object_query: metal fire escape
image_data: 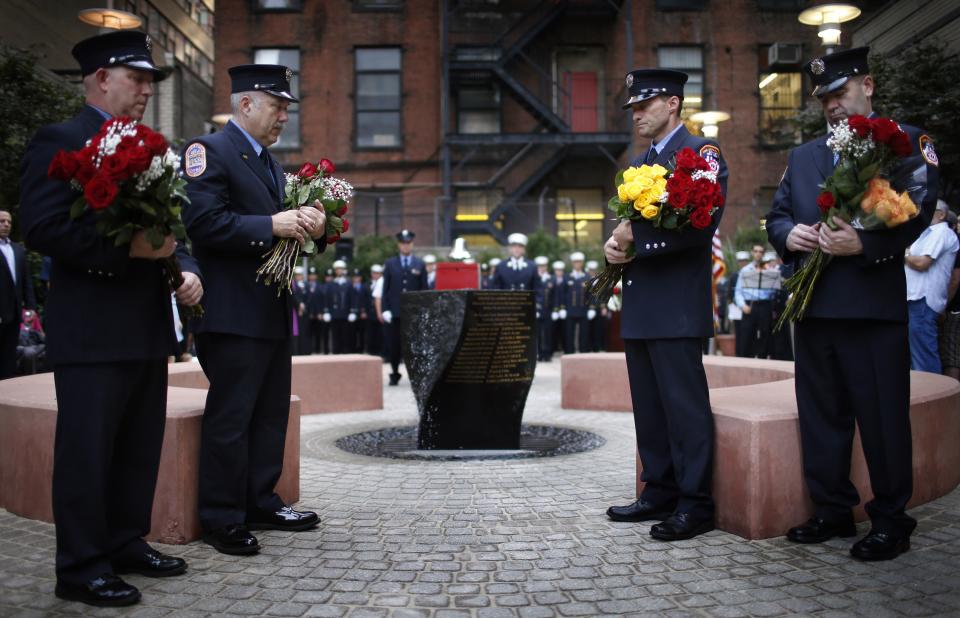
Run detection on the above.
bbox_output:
[440,0,633,244]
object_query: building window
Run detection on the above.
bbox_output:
[656,46,703,119]
[255,0,303,10]
[457,86,500,134]
[656,0,709,9]
[353,0,404,11]
[758,44,802,148]
[254,48,301,149]
[756,0,804,10]
[758,72,802,147]
[455,189,502,223]
[556,189,604,247]
[355,47,402,148]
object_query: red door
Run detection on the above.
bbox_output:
[567,71,598,132]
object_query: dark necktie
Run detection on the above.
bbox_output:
[402,256,409,269]
[259,148,276,190]
[644,146,657,165]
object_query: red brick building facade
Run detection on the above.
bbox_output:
[214,0,824,251]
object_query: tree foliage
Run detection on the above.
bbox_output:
[0,45,84,220]
[870,42,960,201]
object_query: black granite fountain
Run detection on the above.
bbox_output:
[400,289,537,450]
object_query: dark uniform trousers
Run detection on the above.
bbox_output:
[624,337,715,519]
[564,317,590,354]
[196,333,290,530]
[794,318,915,534]
[52,360,167,584]
[741,300,773,358]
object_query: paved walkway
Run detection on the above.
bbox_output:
[2,361,960,617]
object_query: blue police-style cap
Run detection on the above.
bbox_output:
[805,47,870,97]
[228,64,298,102]
[396,229,415,242]
[622,69,688,109]
[71,31,167,81]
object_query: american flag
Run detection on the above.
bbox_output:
[712,230,726,329]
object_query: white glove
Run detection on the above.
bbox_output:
[323,312,332,323]
[348,313,357,323]
[559,309,567,320]
[536,311,540,319]
[551,311,559,321]
[382,310,393,324]
[587,309,597,320]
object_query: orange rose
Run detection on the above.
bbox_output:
[860,177,894,214]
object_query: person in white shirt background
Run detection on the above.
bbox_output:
[905,200,960,373]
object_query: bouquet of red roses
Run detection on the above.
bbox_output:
[256,158,353,293]
[774,115,924,330]
[47,116,201,316]
[588,147,725,303]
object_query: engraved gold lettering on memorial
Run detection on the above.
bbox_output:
[445,292,534,384]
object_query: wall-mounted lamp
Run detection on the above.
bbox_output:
[690,111,731,139]
[798,3,861,51]
[77,8,143,30]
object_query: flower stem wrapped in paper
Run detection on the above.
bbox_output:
[588,147,725,303]
[256,158,353,294]
[774,115,927,330]
[47,116,201,317]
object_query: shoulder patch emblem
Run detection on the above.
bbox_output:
[699,144,721,173]
[185,143,206,177]
[919,134,938,167]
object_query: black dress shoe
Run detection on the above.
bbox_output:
[55,574,140,607]
[606,499,674,522]
[850,530,910,561]
[786,516,857,544]
[650,512,715,541]
[112,547,186,578]
[202,524,260,555]
[388,373,402,386]
[247,506,320,532]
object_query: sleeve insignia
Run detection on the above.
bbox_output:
[699,144,721,173]
[184,142,207,177]
[919,135,938,167]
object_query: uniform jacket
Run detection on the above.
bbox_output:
[491,258,541,292]
[549,275,567,312]
[381,254,428,315]
[766,124,938,322]
[181,121,325,339]
[0,240,35,325]
[564,271,594,318]
[325,277,352,319]
[19,105,199,364]
[621,124,729,339]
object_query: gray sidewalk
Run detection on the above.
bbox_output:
[1,361,959,617]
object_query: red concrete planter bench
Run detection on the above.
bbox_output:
[0,372,300,544]
[168,353,383,414]
[561,353,960,539]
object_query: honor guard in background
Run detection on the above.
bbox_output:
[550,260,568,354]
[605,69,728,541]
[0,209,35,378]
[326,260,352,354]
[381,229,428,385]
[563,252,593,353]
[535,255,554,361]
[181,63,326,556]
[766,47,939,560]
[424,254,437,289]
[350,268,368,353]
[291,266,311,355]
[310,269,330,354]
[367,264,384,355]
[491,233,541,293]
[586,260,608,352]
[19,31,202,606]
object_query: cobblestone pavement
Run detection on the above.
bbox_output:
[2,361,960,617]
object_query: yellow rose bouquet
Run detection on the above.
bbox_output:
[588,147,725,303]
